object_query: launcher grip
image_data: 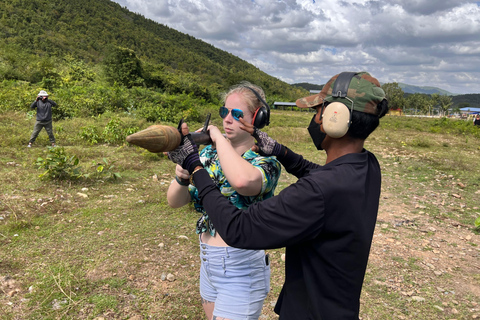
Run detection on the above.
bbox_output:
[126,125,214,153]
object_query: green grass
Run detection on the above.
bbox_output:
[1,111,480,319]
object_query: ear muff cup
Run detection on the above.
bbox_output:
[252,106,268,129]
[244,86,270,129]
[322,102,351,138]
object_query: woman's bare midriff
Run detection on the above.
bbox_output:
[201,231,229,247]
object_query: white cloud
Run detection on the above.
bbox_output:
[111,0,480,94]
[447,43,480,55]
[389,0,472,15]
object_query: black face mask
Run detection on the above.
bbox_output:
[307,114,326,150]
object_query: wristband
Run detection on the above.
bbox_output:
[175,175,190,186]
[189,167,204,186]
[183,152,202,174]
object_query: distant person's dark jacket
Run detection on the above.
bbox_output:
[30,99,57,122]
[474,118,480,126]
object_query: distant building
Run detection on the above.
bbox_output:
[389,109,403,116]
[460,107,480,113]
[272,101,315,112]
[459,107,480,120]
[273,102,297,110]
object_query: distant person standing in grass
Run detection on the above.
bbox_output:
[474,114,480,126]
[28,90,57,147]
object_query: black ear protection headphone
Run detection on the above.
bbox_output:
[321,72,358,138]
[244,86,270,129]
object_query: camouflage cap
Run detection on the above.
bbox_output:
[296,71,386,115]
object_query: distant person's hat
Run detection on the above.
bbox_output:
[296,71,386,115]
[38,90,49,96]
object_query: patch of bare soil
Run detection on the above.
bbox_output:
[365,188,480,319]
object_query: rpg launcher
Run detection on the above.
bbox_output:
[126,114,213,153]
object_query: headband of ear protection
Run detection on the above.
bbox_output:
[322,72,358,138]
[244,86,270,129]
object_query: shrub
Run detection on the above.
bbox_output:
[36,146,83,180]
[0,80,36,112]
[102,117,139,145]
[80,125,102,144]
[84,158,121,180]
[103,118,125,144]
[35,146,121,181]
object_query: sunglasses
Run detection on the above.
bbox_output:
[219,106,244,121]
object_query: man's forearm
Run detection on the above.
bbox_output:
[278,147,319,178]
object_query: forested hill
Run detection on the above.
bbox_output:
[0,0,306,103]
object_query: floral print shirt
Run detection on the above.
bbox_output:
[189,145,281,236]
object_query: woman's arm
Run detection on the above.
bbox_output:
[166,164,191,208]
[209,126,263,196]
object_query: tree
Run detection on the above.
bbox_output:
[457,102,470,110]
[428,93,440,116]
[103,46,144,88]
[381,82,405,111]
[423,95,436,116]
[437,95,453,116]
[406,93,428,115]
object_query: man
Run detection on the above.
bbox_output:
[168,71,389,319]
[28,90,57,147]
[474,114,480,126]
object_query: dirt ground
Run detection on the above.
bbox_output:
[1,122,480,319]
[362,173,480,319]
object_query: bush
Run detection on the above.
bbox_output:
[103,46,144,88]
[103,118,138,144]
[79,125,101,145]
[36,146,83,180]
[35,146,121,181]
[431,117,480,137]
[79,116,139,145]
[0,80,36,113]
[84,158,121,180]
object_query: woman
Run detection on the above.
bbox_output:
[167,82,281,320]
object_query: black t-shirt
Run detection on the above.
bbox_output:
[195,148,381,319]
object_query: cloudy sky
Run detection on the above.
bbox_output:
[111,0,480,94]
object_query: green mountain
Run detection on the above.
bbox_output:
[0,0,308,121]
[295,81,453,96]
[294,81,480,109]
[3,0,477,115]
[292,82,323,92]
[398,83,453,95]
[452,94,480,109]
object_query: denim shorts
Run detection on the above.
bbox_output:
[199,241,271,320]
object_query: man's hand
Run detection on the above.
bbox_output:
[239,118,285,157]
[167,122,203,174]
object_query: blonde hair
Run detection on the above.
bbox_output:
[222,81,267,114]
